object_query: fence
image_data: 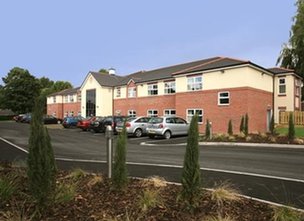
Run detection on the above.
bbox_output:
[279,111,304,125]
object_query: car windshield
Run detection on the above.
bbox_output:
[149,117,163,124]
[127,117,136,122]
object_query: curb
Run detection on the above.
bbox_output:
[199,142,304,149]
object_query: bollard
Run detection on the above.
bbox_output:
[105,125,113,179]
[209,121,213,140]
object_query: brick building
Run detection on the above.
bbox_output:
[47,56,302,133]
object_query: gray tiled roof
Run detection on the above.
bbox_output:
[268,67,294,74]
[90,72,124,87]
[50,87,80,96]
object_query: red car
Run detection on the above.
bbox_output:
[77,116,96,131]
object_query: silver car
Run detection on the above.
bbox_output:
[116,116,151,137]
[147,116,189,139]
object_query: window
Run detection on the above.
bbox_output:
[53,96,56,103]
[164,109,176,116]
[187,75,202,91]
[77,93,81,102]
[164,81,176,94]
[218,92,230,105]
[279,78,286,94]
[187,109,203,123]
[148,83,158,95]
[69,95,74,102]
[128,110,136,117]
[295,79,301,96]
[65,96,68,103]
[116,87,121,97]
[147,109,158,117]
[86,89,96,117]
[128,87,136,98]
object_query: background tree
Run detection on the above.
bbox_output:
[112,123,128,190]
[288,112,295,141]
[99,68,109,74]
[51,81,72,93]
[180,114,201,210]
[1,67,41,113]
[228,119,233,136]
[27,96,57,209]
[277,0,304,98]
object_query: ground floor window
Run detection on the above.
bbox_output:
[187,109,203,123]
[128,110,136,117]
[164,109,176,116]
[218,91,230,105]
[147,109,158,117]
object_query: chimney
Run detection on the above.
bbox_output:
[109,68,116,75]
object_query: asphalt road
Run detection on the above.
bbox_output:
[0,121,304,209]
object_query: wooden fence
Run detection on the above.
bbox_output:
[279,111,304,125]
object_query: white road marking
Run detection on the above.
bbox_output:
[1,136,304,184]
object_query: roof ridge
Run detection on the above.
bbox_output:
[220,56,250,63]
[268,67,294,72]
[172,57,225,75]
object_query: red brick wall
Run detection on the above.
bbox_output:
[47,102,81,119]
[47,103,63,118]
[62,102,81,117]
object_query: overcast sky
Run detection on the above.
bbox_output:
[0,1,297,87]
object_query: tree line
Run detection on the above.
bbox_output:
[0,67,72,114]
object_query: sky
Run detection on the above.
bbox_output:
[0,1,297,87]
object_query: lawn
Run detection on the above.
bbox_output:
[276,126,304,138]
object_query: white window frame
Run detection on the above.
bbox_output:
[186,109,203,124]
[218,91,230,105]
[279,78,286,95]
[164,81,176,94]
[64,95,68,103]
[116,87,121,98]
[187,75,202,91]
[147,109,158,117]
[128,110,136,117]
[164,109,176,116]
[128,87,136,98]
[53,96,56,103]
[148,83,158,95]
[69,95,74,103]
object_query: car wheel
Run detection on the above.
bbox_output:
[164,130,171,139]
[134,128,143,138]
[148,134,155,139]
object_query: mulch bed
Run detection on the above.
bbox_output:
[0,163,278,221]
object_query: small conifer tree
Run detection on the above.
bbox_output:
[244,113,249,136]
[112,122,128,189]
[288,112,295,141]
[228,120,233,136]
[180,114,201,209]
[239,115,245,134]
[205,119,211,140]
[27,96,57,208]
[270,114,275,135]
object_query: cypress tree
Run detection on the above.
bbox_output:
[27,96,57,208]
[180,114,201,209]
[288,112,295,141]
[205,119,211,140]
[228,120,233,136]
[112,122,128,189]
[270,114,275,135]
[244,113,249,136]
[239,116,245,134]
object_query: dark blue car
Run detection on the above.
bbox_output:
[62,116,84,128]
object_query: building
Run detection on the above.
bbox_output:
[47,87,81,118]
[47,56,302,133]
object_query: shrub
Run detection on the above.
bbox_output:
[239,116,245,134]
[0,173,19,203]
[139,189,162,212]
[270,114,275,135]
[112,121,128,190]
[54,183,76,204]
[288,112,295,141]
[180,114,201,209]
[69,168,87,181]
[205,119,211,140]
[272,206,302,221]
[227,120,233,136]
[244,113,249,136]
[27,96,57,208]
[204,215,236,221]
[210,182,240,208]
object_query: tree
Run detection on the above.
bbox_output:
[99,68,109,74]
[39,77,54,89]
[228,120,233,136]
[1,67,41,113]
[51,81,72,93]
[288,112,295,141]
[244,113,249,136]
[240,116,245,134]
[180,114,201,209]
[112,123,128,190]
[270,114,275,135]
[27,96,57,209]
[205,119,211,140]
[277,0,304,97]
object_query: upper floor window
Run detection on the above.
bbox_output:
[77,93,81,102]
[164,81,176,94]
[279,78,286,94]
[128,87,136,98]
[187,109,203,123]
[65,95,68,103]
[148,83,158,95]
[53,96,56,103]
[187,75,202,91]
[295,79,301,96]
[218,92,230,105]
[147,109,158,117]
[69,95,74,102]
[116,87,121,97]
[128,110,136,117]
[164,109,176,116]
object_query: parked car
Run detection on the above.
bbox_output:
[14,114,27,122]
[116,116,151,137]
[62,116,84,128]
[20,114,32,123]
[146,116,189,139]
[91,116,126,133]
[77,116,97,131]
[43,115,62,124]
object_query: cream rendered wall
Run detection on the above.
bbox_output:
[114,86,127,99]
[47,95,63,104]
[274,74,295,123]
[99,87,113,116]
[137,83,148,97]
